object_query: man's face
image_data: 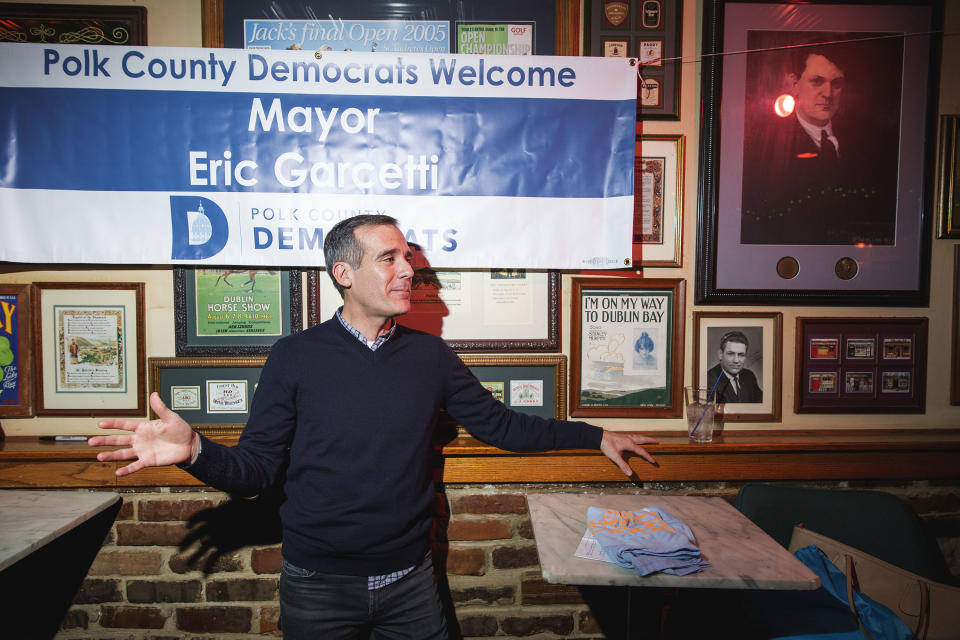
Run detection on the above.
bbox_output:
[342,224,414,321]
[793,53,845,127]
[718,341,748,376]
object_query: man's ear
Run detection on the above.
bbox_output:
[717,349,724,362]
[787,72,799,93]
[331,261,353,291]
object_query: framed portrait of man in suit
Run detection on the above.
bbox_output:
[696,0,942,306]
[693,311,782,422]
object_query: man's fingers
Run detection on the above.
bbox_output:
[88,435,133,448]
[96,447,138,462]
[632,446,657,466]
[97,418,141,432]
[116,459,145,477]
[149,391,173,421]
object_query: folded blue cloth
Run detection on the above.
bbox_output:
[586,506,711,577]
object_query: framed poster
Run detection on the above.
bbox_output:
[795,317,927,413]
[696,0,942,306]
[569,278,684,417]
[937,115,960,238]
[952,246,960,405]
[634,134,684,267]
[588,0,683,120]
[307,268,561,352]
[149,357,266,436]
[34,282,145,416]
[0,284,34,417]
[203,0,573,55]
[0,3,147,46]
[692,311,782,422]
[174,267,302,357]
[459,354,567,420]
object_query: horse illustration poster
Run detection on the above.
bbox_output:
[193,268,283,337]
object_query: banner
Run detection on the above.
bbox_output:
[0,43,637,268]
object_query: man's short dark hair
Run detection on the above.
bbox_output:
[324,214,400,296]
[719,330,749,352]
[790,46,847,80]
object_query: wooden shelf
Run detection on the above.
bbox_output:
[1,430,958,488]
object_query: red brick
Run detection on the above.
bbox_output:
[73,578,122,604]
[458,615,499,636]
[501,614,574,636]
[491,544,539,569]
[176,606,252,633]
[169,550,243,574]
[447,518,512,541]
[451,584,514,605]
[139,498,215,521]
[116,522,188,546]
[206,578,278,601]
[451,493,527,515]
[116,500,136,520]
[521,572,585,605]
[445,547,486,575]
[89,550,163,576]
[60,609,88,630]
[127,579,202,603]
[517,517,534,539]
[100,605,167,629]
[251,546,282,574]
[579,610,601,634]
[260,606,281,634]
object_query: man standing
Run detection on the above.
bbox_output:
[707,330,762,403]
[90,215,658,640]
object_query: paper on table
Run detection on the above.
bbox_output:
[574,531,618,564]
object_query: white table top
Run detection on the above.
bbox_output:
[0,490,120,571]
[527,493,819,591]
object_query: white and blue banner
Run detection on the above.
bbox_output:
[0,43,636,268]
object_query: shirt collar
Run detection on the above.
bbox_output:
[335,307,396,351]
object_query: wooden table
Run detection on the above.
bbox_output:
[0,490,122,639]
[528,493,819,590]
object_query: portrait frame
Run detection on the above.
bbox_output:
[174,267,302,357]
[569,278,685,418]
[201,0,580,55]
[0,284,34,418]
[951,246,960,404]
[634,134,684,267]
[937,115,960,238]
[587,0,683,120]
[0,3,147,46]
[692,311,782,422]
[307,269,561,352]
[696,0,942,306]
[795,317,927,413]
[34,282,146,416]
[149,357,267,437]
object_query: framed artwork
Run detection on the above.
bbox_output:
[459,354,567,421]
[0,3,147,45]
[692,311,782,422]
[0,284,34,418]
[149,357,266,436]
[795,317,927,413]
[588,0,683,120]
[696,0,942,306]
[634,134,684,267]
[202,0,577,55]
[34,283,145,416]
[307,268,561,352]
[938,115,960,238]
[174,267,302,357]
[569,278,685,418]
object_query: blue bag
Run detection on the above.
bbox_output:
[774,545,915,640]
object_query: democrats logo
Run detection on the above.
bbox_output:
[170,196,229,260]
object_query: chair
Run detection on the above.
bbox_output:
[734,484,953,583]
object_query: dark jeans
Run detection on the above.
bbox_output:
[279,556,448,640]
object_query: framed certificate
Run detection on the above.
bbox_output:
[34,282,145,416]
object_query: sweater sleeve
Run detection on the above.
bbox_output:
[439,342,603,451]
[182,338,298,495]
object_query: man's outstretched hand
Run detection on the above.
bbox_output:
[600,430,659,476]
[89,392,198,477]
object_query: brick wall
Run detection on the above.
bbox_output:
[52,480,959,638]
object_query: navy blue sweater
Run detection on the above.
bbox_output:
[186,319,603,575]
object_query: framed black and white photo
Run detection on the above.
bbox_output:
[696,0,942,305]
[693,311,782,422]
